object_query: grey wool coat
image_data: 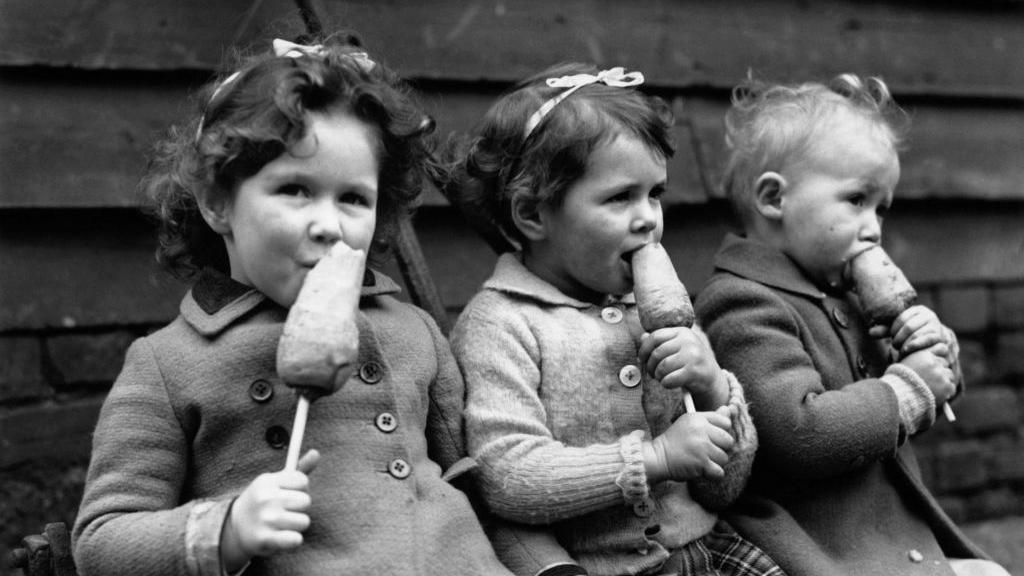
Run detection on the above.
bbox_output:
[73,269,513,576]
[695,234,986,576]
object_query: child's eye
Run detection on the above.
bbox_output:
[338,191,369,206]
[606,191,631,204]
[848,193,867,207]
[649,186,666,201]
[278,184,311,198]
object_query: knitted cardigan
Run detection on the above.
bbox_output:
[73,269,513,576]
[696,234,987,576]
[452,253,756,576]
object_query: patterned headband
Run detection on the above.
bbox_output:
[194,39,375,143]
[522,67,645,139]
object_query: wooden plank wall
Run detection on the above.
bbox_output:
[2,0,1024,561]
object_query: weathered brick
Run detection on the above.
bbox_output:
[958,338,989,387]
[987,433,1024,483]
[936,285,989,334]
[0,336,47,402]
[930,440,988,493]
[993,284,1024,330]
[965,488,1024,522]
[0,396,104,467]
[996,332,1024,376]
[46,331,136,385]
[954,386,1021,435]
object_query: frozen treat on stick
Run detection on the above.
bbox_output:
[633,243,756,509]
[277,242,366,469]
[631,242,696,413]
[848,245,955,422]
[848,245,917,328]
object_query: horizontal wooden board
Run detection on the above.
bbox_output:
[683,96,1024,202]
[0,78,709,207]
[3,1,1024,98]
[6,202,1019,331]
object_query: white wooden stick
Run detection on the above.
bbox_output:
[943,403,957,423]
[683,391,696,414]
[285,395,311,470]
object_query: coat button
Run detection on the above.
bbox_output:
[388,458,411,479]
[249,379,274,403]
[832,307,849,329]
[375,412,398,433]
[619,365,642,388]
[359,361,383,384]
[908,549,924,563]
[601,306,624,324]
[632,496,654,518]
[265,425,289,449]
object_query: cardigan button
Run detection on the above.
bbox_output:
[908,549,924,563]
[831,307,849,329]
[619,365,642,388]
[265,425,289,449]
[632,497,654,518]
[375,412,398,433]
[359,361,383,384]
[388,458,411,479]
[249,379,274,403]
[601,306,624,324]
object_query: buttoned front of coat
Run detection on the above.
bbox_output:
[73,269,511,576]
[696,234,986,576]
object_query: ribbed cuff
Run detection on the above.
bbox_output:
[615,430,649,504]
[882,363,936,436]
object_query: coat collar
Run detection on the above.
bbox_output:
[182,267,402,337]
[712,233,827,300]
[484,252,635,309]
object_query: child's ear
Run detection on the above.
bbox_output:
[195,189,232,235]
[510,190,547,242]
[754,171,786,221]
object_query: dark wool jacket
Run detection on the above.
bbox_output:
[696,234,986,576]
[73,269,513,576]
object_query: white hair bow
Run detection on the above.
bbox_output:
[524,67,645,138]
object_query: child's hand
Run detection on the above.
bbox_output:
[882,305,947,357]
[220,449,321,572]
[643,406,734,483]
[639,327,729,407]
[900,345,957,405]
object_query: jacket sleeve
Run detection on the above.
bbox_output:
[451,300,647,525]
[696,275,902,479]
[73,338,233,576]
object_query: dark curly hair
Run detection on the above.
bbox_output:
[449,62,675,250]
[142,31,439,278]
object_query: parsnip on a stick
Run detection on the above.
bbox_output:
[631,242,696,413]
[848,245,917,328]
[277,242,366,469]
[848,246,955,422]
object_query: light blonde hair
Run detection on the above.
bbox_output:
[722,73,909,225]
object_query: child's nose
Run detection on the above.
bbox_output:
[308,203,343,244]
[860,213,882,243]
[630,202,659,234]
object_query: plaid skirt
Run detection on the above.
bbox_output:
[646,521,787,576]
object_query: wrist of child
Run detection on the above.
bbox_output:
[220,501,253,572]
[694,369,730,410]
[641,439,668,485]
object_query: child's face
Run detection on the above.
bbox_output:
[777,109,899,290]
[219,111,379,307]
[529,133,667,303]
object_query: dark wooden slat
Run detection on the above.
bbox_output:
[683,96,1024,202]
[4,1,1024,99]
